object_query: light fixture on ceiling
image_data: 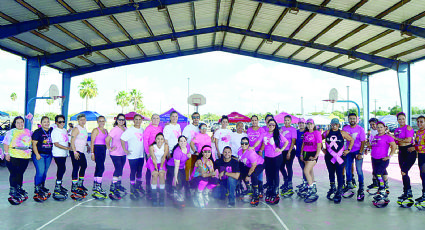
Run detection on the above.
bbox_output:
[265,39,273,44]
[37,25,49,33]
[171,37,177,42]
[157,5,167,12]
[133,3,139,9]
[401,31,413,38]
[84,51,92,57]
[348,54,357,60]
[289,7,299,15]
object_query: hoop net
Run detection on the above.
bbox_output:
[53,96,66,107]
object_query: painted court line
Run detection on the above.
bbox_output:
[36,198,95,230]
[80,205,269,211]
[261,202,290,230]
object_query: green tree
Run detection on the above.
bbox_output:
[332,110,345,119]
[46,99,54,112]
[115,91,130,113]
[10,92,17,102]
[78,78,98,111]
[412,107,423,115]
[201,113,221,122]
[129,89,144,112]
[390,105,402,115]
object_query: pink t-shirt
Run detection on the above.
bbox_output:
[342,125,366,152]
[167,144,190,169]
[238,148,264,167]
[192,132,211,152]
[247,127,265,152]
[302,130,322,152]
[109,126,126,156]
[143,124,163,154]
[371,134,395,159]
[94,127,107,145]
[261,132,288,158]
[394,125,414,145]
[280,126,297,151]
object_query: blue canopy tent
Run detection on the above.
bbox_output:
[70,111,101,121]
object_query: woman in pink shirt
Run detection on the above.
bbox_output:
[70,113,89,200]
[247,115,266,198]
[105,113,127,200]
[142,114,163,200]
[90,116,108,200]
[251,119,288,205]
[300,119,322,203]
[369,121,396,205]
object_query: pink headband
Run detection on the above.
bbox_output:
[202,147,212,152]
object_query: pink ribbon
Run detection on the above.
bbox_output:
[326,142,344,164]
[329,136,338,149]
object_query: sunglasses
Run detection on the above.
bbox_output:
[193,116,200,119]
[268,124,276,127]
[201,127,207,130]
[203,150,211,153]
[58,121,65,124]
[118,119,125,121]
[241,142,249,145]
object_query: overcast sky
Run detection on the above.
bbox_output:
[1,49,424,117]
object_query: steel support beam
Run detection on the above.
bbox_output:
[397,62,412,125]
[36,26,398,71]
[24,58,41,129]
[0,0,198,39]
[253,0,425,40]
[361,74,370,131]
[62,72,71,126]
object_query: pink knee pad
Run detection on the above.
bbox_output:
[198,180,208,191]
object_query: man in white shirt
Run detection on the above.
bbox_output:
[182,112,201,191]
[214,115,232,159]
[230,122,247,158]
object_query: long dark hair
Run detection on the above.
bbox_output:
[114,113,127,127]
[268,119,280,148]
[11,116,25,129]
[198,145,213,161]
[171,135,187,158]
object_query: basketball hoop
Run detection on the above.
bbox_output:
[188,94,206,112]
[53,96,66,107]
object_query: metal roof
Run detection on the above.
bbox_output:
[1,0,425,80]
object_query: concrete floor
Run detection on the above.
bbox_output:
[0,154,424,230]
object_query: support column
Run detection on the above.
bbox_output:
[62,72,71,126]
[361,74,370,131]
[24,58,41,130]
[397,62,411,125]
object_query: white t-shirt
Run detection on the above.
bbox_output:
[51,127,69,157]
[182,124,200,154]
[230,132,248,157]
[120,126,144,160]
[214,128,233,154]
[163,123,181,153]
[153,144,166,162]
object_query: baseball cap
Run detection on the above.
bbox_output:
[298,118,306,123]
[330,118,340,125]
[306,119,314,124]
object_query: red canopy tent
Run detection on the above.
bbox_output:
[114,112,150,121]
[274,112,299,124]
[220,112,251,123]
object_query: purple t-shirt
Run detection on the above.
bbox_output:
[247,127,265,152]
[280,126,297,151]
[342,125,366,152]
[371,134,395,159]
[167,144,190,169]
[261,132,288,158]
[238,149,264,167]
[302,130,322,152]
[394,125,414,145]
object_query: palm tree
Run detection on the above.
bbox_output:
[116,91,130,113]
[78,78,98,111]
[129,89,144,112]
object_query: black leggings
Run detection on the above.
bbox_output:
[110,155,126,177]
[70,151,87,180]
[54,157,67,181]
[265,154,283,188]
[372,158,390,176]
[93,145,106,178]
[129,158,144,182]
[6,157,29,188]
[241,164,264,187]
[145,154,151,190]
[166,165,187,192]
[398,145,417,190]
[296,155,306,181]
[325,153,346,189]
[280,150,296,183]
[418,153,425,193]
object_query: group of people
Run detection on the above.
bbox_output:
[2,110,425,209]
